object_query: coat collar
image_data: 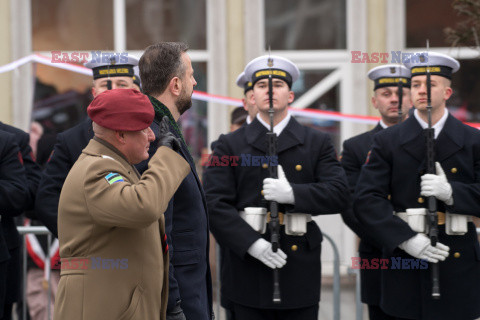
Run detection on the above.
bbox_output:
[83,138,138,177]
[399,115,426,162]
[245,116,305,153]
[435,114,464,161]
[399,113,464,163]
[370,123,383,135]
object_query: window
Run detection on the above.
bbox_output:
[265,0,346,50]
[126,0,207,50]
[32,0,114,51]
[406,0,471,47]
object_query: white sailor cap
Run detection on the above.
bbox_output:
[244,55,300,88]
[367,64,411,90]
[84,54,139,80]
[404,52,460,79]
[235,72,253,93]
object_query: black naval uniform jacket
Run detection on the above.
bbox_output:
[0,122,41,304]
[204,117,349,309]
[354,114,480,320]
[0,131,29,317]
[340,123,384,305]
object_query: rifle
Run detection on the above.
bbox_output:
[106,57,113,90]
[424,39,441,299]
[397,64,404,123]
[266,49,281,304]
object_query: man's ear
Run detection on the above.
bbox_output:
[169,77,182,97]
[444,86,453,101]
[288,91,295,104]
[115,131,126,144]
[242,98,249,111]
[249,91,256,107]
[371,96,378,110]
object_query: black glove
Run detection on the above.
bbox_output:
[166,301,187,320]
[158,116,182,152]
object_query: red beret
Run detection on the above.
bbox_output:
[87,89,154,131]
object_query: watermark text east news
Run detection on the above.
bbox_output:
[351,257,428,270]
[51,51,129,64]
[52,257,129,270]
[351,51,428,64]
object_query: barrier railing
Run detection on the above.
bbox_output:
[17,226,53,320]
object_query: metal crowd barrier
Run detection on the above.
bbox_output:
[322,232,341,320]
[17,226,53,320]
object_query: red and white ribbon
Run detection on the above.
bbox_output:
[1,54,479,129]
[24,219,60,283]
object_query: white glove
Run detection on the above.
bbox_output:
[247,238,287,269]
[421,162,453,205]
[398,233,450,263]
[263,165,295,204]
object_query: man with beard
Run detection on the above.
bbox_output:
[139,42,213,320]
[340,64,412,319]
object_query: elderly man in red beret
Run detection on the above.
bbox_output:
[53,89,190,320]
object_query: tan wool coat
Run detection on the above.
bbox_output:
[53,138,189,320]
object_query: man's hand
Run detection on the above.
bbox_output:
[247,238,287,269]
[421,162,453,205]
[263,165,295,204]
[158,116,182,152]
[398,233,450,263]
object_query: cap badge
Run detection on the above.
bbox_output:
[389,67,396,74]
[267,57,274,68]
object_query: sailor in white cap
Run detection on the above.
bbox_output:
[355,52,480,320]
[36,53,141,239]
[204,55,349,320]
[235,71,257,124]
[341,64,412,319]
[85,54,139,96]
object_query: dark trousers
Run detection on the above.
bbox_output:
[232,303,318,320]
[368,305,412,320]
